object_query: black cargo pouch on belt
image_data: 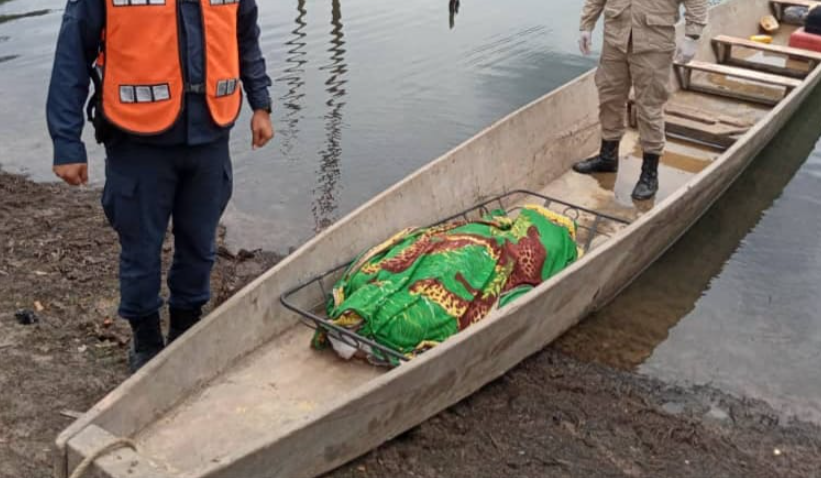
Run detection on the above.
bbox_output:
[86,66,114,145]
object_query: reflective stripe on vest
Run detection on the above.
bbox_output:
[201,0,242,127]
[101,0,241,135]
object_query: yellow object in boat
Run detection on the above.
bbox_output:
[750,34,773,44]
[760,14,780,33]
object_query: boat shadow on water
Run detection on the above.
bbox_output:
[554,84,821,370]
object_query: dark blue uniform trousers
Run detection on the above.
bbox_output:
[102,137,233,321]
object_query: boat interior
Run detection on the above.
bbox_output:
[62,2,821,477]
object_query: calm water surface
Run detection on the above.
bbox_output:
[1,0,820,422]
[641,111,821,424]
[0,0,595,249]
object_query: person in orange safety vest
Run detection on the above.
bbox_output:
[47,0,275,372]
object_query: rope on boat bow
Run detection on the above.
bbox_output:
[68,437,137,478]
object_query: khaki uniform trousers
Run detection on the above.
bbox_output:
[595,38,673,155]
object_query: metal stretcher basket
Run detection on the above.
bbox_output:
[280,190,631,365]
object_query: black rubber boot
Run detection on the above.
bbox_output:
[128,312,164,373]
[572,139,620,174]
[166,307,203,344]
[632,152,660,200]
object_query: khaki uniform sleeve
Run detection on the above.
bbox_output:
[580,0,606,32]
[682,0,708,37]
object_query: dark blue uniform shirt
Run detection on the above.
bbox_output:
[47,0,272,165]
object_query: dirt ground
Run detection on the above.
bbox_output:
[0,172,280,478]
[330,349,821,478]
[2,171,820,478]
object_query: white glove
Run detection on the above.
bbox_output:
[578,30,592,56]
[675,35,699,64]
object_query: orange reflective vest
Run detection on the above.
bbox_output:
[100,0,242,135]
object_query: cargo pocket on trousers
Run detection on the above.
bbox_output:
[220,160,234,215]
[101,168,139,235]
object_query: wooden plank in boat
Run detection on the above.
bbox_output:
[674,60,801,105]
[712,35,820,78]
[664,102,754,129]
[677,61,803,88]
[666,117,745,149]
[628,100,752,149]
[713,35,821,62]
[628,101,750,150]
[721,58,811,80]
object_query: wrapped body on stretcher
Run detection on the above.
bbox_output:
[311,205,582,365]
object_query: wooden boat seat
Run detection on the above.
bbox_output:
[770,0,820,21]
[674,60,802,105]
[712,34,821,78]
[627,99,753,149]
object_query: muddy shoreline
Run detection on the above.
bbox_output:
[1,171,820,478]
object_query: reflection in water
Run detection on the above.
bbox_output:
[1,0,598,239]
[449,0,461,30]
[312,0,347,232]
[277,0,308,159]
[554,87,821,370]
[0,9,50,25]
[0,54,17,63]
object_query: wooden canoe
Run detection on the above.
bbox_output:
[55,0,821,477]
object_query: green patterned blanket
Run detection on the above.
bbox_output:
[313,205,581,365]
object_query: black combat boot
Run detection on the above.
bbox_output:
[572,139,620,174]
[631,152,660,200]
[166,307,203,344]
[128,312,164,373]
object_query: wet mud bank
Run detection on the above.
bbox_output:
[329,349,821,478]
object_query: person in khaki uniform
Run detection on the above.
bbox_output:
[573,0,708,200]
